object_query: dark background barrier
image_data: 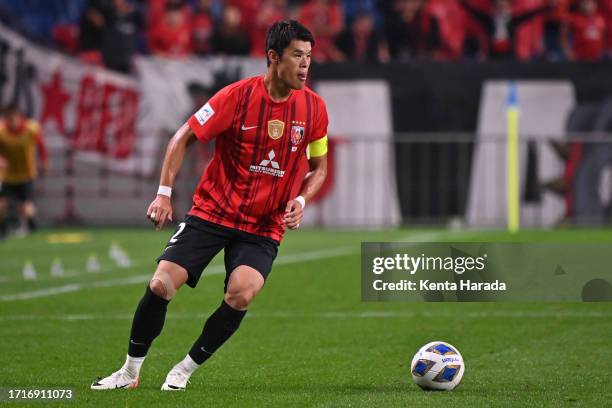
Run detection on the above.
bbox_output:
[312,62,612,223]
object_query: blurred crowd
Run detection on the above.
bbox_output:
[1,0,611,73]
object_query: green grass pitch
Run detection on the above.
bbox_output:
[0,227,611,407]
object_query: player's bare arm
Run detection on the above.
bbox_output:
[284,154,328,229]
[147,123,197,230]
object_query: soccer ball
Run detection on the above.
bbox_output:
[410,341,465,391]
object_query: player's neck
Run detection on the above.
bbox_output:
[6,116,25,133]
[263,72,292,103]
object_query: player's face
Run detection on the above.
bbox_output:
[5,109,20,128]
[278,40,311,90]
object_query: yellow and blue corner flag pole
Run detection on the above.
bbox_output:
[506,81,520,233]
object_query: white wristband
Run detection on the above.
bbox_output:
[157,185,172,197]
[295,195,305,209]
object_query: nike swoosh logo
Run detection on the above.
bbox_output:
[241,125,258,131]
[130,339,146,346]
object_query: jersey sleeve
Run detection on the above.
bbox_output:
[187,86,236,142]
[310,97,329,143]
[308,97,329,158]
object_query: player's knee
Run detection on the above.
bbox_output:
[224,288,256,310]
[149,278,168,299]
[224,266,264,309]
[149,263,186,300]
[149,274,177,301]
[22,201,36,217]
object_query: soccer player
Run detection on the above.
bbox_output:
[0,103,48,237]
[91,19,328,391]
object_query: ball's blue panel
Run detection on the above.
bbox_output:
[412,359,435,377]
[433,365,460,383]
[427,343,457,355]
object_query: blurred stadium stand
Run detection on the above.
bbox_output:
[1,1,612,232]
[0,0,610,69]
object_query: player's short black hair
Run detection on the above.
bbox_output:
[265,20,314,67]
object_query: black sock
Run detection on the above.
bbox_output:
[127,286,170,357]
[188,301,247,364]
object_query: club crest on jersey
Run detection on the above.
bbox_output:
[267,120,285,140]
[290,125,304,145]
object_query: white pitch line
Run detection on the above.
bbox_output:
[0,310,610,322]
[0,283,83,301]
[0,230,441,285]
[0,246,357,302]
[0,230,472,302]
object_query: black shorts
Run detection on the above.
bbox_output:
[0,181,34,202]
[157,215,279,290]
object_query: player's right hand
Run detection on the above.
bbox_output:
[147,195,173,230]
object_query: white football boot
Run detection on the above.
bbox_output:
[91,368,139,390]
[161,366,191,391]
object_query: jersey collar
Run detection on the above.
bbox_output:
[259,75,296,105]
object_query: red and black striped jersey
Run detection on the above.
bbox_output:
[187,75,328,242]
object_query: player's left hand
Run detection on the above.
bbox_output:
[284,199,304,230]
[147,195,173,231]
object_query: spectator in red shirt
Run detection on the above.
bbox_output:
[211,5,251,55]
[540,0,573,60]
[298,0,344,62]
[460,0,557,59]
[191,0,215,55]
[250,0,289,57]
[562,0,607,61]
[424,0,468,60]
[513,0,549,60]
[226,0,258,32]
[600,0,612,56]
[149,2,193,57]
[148,0,191,28]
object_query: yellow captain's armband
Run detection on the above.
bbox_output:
[308,135,328,158]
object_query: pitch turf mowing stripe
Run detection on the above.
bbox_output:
[1,310,610,321]
[0,231,492,302]
[0,229,452,300]
[0,246,357,302]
